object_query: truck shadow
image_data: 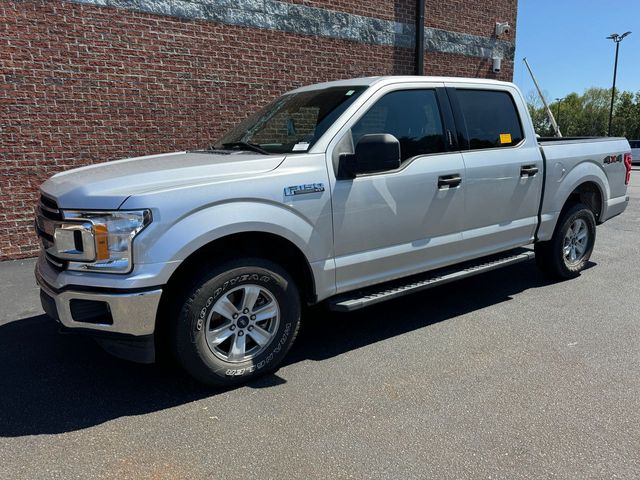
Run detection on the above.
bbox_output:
[286,260,596,365]
[0,260,594,437]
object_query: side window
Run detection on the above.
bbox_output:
[457,89,524,149]
[351,89,446,162]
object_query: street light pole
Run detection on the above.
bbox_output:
[606,31,631,136]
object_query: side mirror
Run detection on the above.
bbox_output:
[339,134,401,178]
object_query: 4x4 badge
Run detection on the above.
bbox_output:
[603,154,622,164]
[284,183,325,196]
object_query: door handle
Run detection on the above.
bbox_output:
[520,165,539,177]
[438,174,462,189]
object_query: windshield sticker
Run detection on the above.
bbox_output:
[292,142,310,152]
[345,90,355,96]
[499,133,512,144]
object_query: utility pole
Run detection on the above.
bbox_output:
[606,32,631,136]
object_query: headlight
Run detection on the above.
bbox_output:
[52,210,151,273]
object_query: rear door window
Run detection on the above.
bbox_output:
[351,89,446,162]
[457,89,523,149]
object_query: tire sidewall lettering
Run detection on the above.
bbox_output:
[223,322,291,377]
[193,274,269,336]
[189,269,291,378]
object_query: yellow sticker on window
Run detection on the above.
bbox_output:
[500,133,512,144]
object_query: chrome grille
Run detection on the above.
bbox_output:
[35,194,66,270]
[39,194,62,220]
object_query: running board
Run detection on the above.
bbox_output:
[328,248,535,312]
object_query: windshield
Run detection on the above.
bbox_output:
[214,86,367,154]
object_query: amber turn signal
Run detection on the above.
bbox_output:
[93,223,109,261]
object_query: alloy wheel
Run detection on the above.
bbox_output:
[205,284,280,362]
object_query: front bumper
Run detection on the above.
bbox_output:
[35,265,162,337]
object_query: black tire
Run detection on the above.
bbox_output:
[171,257,301,386]
[534,202,596,279]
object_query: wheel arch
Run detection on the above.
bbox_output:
[163,231,318,306]
[561,180,604,223]
[537,162,609,241]
[154,230,319,360]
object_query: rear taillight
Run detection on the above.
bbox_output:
[624,153,632,185]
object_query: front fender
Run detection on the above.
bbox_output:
[126,199,335,297]
[143,200,326,263]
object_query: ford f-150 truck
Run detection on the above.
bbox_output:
[35,76,632,385]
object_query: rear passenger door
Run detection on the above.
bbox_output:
[447,85,543,256]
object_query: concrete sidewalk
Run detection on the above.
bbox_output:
[0,257,40,326]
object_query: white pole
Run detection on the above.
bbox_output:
[523,57,562,137]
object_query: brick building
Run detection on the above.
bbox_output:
[0,0,517,260]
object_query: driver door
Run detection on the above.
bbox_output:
[328,85,468,293]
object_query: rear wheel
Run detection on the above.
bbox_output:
[534,203,596,279]
[171,258,301,386]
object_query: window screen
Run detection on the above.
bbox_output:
[351,89,446,162]
[457,89,524,150]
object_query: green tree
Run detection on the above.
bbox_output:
[527,87,640,139]
[612,91,640,138]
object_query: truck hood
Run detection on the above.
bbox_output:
[40,151,285,210]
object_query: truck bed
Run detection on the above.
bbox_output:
[538,136,615,144]
[535,136,630,239]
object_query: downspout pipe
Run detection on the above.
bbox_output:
[415,0,425,75]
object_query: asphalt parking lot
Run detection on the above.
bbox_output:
[1,169,639,480]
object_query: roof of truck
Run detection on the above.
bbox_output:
[289,75,516,93]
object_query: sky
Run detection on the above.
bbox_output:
[513,0,639,101]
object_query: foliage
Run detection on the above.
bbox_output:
[526,87,640,139]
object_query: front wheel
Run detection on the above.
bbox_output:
[171,258,301,386]
[534,202,596,279]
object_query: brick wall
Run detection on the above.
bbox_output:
[425,0,517,38]
[425,51,514,80]
[0,0,516,260]
[282,0,416,23]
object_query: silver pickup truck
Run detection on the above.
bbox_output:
[35,76,632,385]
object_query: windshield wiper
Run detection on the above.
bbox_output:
[221,141,269,155]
